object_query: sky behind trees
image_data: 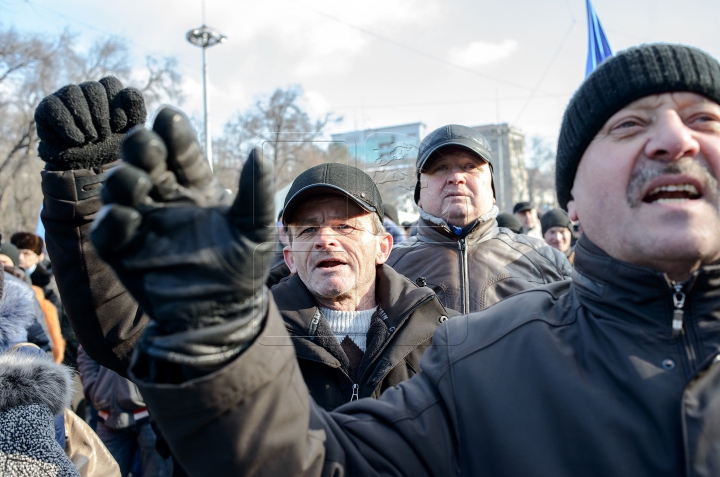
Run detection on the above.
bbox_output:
[3,0,720,145]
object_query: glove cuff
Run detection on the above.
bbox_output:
[138,289,269,368]
[42,135,125,171]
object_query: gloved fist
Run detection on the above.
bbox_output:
[90,107,276,337]
[35,76,146,170]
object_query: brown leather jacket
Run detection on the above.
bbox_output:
[272,264,454,411]
[386,212,572,314]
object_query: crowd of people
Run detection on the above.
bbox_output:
[0,42,719,476]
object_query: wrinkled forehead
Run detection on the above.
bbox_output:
[288,194,368,226]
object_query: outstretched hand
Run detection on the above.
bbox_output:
[90,107,276,336]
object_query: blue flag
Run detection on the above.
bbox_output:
[585,0,613,77]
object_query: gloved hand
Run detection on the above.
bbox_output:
[35,76,146,170]
[89,108,276,350]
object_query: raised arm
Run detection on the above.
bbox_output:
[36,77,149,374]
[89,109,458,476]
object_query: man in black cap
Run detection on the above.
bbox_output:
[270,162,452,409]
[385,124,571,313]
[541,208,575,264]
[38,43,720,476]
[512,201,543,239]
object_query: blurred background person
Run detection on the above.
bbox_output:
[77,345,173,477]
[11,232,79,370]
[383,203,406,244]
[0,242,65,364]
[513,202,542,239]
[496,213,523,234]
[541,208,575,265]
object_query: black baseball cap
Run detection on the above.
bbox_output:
[414,124,495,203]
[282,163,384,225]
[513,202,534,214]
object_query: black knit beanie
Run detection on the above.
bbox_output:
[556,43,720,210]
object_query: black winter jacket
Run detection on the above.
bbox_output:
[273,265,453,410]
[132,235,720,476]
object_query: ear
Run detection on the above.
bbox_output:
[39,252,45,262]
[376,232,393,265]
[567,199,579,221]
[283,246,297,274]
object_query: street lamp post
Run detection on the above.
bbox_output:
[186,25,226,172]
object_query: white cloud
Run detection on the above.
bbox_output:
[448,39,519,68]
[301,90,331,119]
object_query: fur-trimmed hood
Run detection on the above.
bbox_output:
[0,273,37,350]
[0,349,74,415]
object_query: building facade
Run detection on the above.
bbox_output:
[331,123,425,220]
[472,123,529,214]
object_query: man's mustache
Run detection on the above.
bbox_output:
[626,159,719,208]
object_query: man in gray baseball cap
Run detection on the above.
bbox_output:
[386,124,571,313]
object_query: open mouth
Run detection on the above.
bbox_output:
[643,183,701,204]
[316,259,347,269]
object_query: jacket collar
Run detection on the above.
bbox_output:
[272,264,437,364]
[416,206,499,243]
[572,235,720,330]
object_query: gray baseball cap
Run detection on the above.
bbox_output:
[414,124,495,203]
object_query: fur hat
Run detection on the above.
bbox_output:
[10,232,44,255]
[556,43,720,209]
[0,348,77,476]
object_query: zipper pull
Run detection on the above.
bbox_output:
[458,239,466,252]
[308,310,321,340]
[672,282,686,337]
[351,384,359,401]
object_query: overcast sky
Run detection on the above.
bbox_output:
[4,0,720,147]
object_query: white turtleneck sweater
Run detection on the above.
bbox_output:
[318,306,377,352]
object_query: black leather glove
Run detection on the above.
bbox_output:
[35,76,146,171]
[89,107,276,365]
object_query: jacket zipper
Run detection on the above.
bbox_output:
[308,310,321,339]
[458,238,469,314]
[668,278,699,375]
[671,281,686,337]
[356,294,436,388]
[305,310,359,403]
[306,294,432,403]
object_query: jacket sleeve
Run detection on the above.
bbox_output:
[41,164,149,376]
[76,345,100,405]
[26,313,52,352]
[130,297,458,477]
